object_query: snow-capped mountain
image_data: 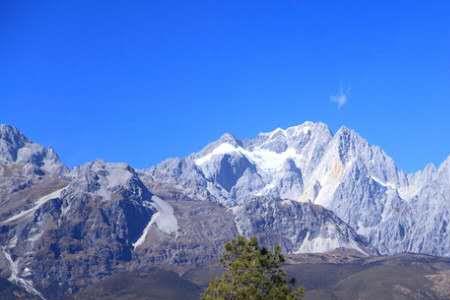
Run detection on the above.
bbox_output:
[2,122,450,299]
[146,121,450,257]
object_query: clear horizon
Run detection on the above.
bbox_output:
[2,1,450,172]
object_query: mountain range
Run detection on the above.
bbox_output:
[1,122,450,299]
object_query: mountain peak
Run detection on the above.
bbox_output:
[218,133,241,145]
[71,160,148,199]
[0,124,31,163]
[259,121,332,139]
[0,124,67,177]
[0,124,22,132]
[437,155,450,176]
[76,160,135,177]
[198,132,243,157]
[333,126,368,158]
[0,124,29,143]
[335,125,360,138]
[286,121,331,134]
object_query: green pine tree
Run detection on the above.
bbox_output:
[202,236,304,300]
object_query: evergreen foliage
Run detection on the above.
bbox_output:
[202,236,304,300]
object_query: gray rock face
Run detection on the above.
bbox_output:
[144,122,378,255]
[232,196,375,256]
[133,199,239,269]
[0,125,69,248]
[1,161,156,299]
[3,122,450,299]
[146,121,450,258]
[0,128,240,299]
[0,125,65,175]
[0,125,29,163]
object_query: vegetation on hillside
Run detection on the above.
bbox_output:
[202,236,304,300]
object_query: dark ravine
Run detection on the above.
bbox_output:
[1,123,450,299]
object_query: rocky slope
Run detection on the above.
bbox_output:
[145,121,450,257]
[1,122,450,299]
[0,160,157,299]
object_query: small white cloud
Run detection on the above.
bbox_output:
[330,86,350,109]
[330,93,347,109]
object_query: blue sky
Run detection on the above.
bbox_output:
[2,0,450,172]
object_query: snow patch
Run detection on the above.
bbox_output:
[295,232,341,253]
[259,123,313,138]
[370,176,397,190]
[195,142,304,172]
[105,164,133,188]
[2,187,66,224]
[80,162,134,200]
[295,224,367,255]
[133,196,178,249]
[195,143,240,165]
